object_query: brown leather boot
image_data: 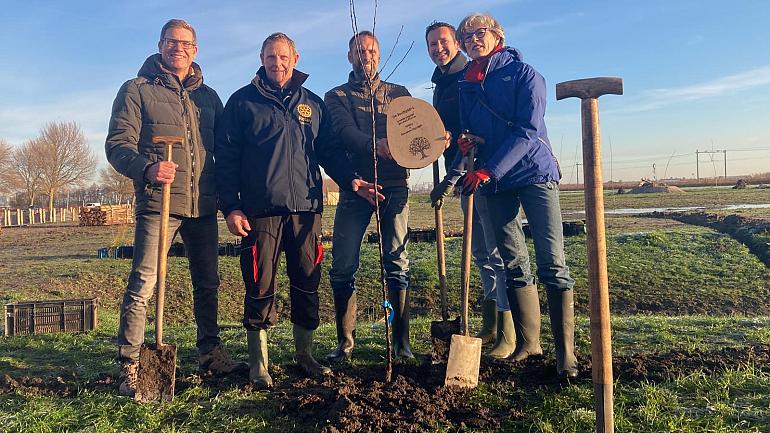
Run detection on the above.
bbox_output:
[118,360,139,397]
[199,344,249,375]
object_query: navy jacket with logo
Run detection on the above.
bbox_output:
[215,67,355,218]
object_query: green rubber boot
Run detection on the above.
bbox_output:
[508,284,543,361]
[486,310,516,359]
[547,289,579,379]
[293,324,332,377]
[475,299,498,345]
[247,329,273,389]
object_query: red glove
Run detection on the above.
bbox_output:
[461,169,492,195]
[457,136,476,156]
[457,132,485,156]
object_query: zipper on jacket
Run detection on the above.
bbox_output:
[180,89,198,217]
[284,109,298,212]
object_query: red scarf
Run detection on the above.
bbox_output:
[464,45,504,82]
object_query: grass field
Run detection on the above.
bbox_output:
[1,186,770,432]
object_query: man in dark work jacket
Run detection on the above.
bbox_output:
[215,32,380,388]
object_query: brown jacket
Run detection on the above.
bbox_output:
[105,54,222,217]
[324,72,410,189]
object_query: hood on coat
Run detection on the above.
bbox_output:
[486,46,524,75]
[137,53,204,91]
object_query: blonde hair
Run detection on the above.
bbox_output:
[456,13,505,53]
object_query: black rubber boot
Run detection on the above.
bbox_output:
[247,329,273,389]
[547,289,579,379]
[293,324,332,377]
[389,288,414,360]
[507,284,543,361]
[326,291,357,363]
[475,299,498,345]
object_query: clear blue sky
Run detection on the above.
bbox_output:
[2,0,769,186]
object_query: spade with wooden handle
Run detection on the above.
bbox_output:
[135,135,183,403]
[556,77,623,433]
[444,146,482,388]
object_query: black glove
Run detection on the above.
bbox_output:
[430,179,454,208]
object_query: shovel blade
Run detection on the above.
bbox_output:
[444,334,482,388]
[430,317,462,364]
[135,342,177,403]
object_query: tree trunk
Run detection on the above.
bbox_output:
[48,188,55,214]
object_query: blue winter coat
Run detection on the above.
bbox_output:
[457,47,560,194]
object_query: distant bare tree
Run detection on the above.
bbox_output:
[9,140,43,207]
[0,139,12,193]
[100,165,134,204]
[36,122,96,213]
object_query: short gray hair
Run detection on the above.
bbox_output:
[456,13,505,53]
[160,19,197,43]
[261,32,297,56]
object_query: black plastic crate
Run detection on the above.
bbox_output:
[4,298,98,336]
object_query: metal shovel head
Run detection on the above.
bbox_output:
[430,317,462,364]
[444,334,482,388]
[134,342,177,403]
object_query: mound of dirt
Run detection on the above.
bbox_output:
[271,361,509,433]
[627,185,685,194]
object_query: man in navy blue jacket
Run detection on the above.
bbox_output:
[215,32,381,388]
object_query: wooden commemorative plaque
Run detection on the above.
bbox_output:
[386,96,446,169]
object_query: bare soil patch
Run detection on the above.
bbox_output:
[3,344,770,432]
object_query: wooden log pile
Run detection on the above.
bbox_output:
[79,204,134,226]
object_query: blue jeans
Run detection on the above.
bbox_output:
[461,193,511,311]
[484,181,574,291]
[329,187,409,295]
[117,213,221,362]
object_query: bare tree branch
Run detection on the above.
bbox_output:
[0,139,12,193]
[35,121,96,212]
[378,25,404,72]
[382,40,415,83]
[10,140,44,207]
[100,165,134,204]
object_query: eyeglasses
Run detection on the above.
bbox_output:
[462,28,489,44]
[162,38,196,49]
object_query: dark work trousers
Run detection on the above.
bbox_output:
[240,212,323,331]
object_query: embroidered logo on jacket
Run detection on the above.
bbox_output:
[297,104,313,124]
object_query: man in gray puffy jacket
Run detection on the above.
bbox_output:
[105,19,246,398]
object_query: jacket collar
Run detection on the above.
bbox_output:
[251,66,309,105]
[431,52,468,85]
[138,53,203,91]
[347,71,381,93]
[485,46,523,76]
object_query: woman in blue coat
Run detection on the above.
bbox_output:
[454,12,578,379]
